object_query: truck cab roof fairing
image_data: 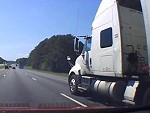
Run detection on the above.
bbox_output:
[94,0,116,18]
[92,0,142,29]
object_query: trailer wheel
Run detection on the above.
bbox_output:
[143,88,150,106]
[69,74,79,95]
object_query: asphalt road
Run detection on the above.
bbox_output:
[0,66,121,108]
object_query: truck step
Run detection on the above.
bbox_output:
[82,76,94,79]
[78,84,89,91]
[122,100,135,105]
[78,86,87,91]
[81,76,94,85]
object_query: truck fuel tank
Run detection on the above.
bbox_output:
[91,80,126,102]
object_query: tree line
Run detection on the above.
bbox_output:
[16,34,83,73]
[0,57,6,64]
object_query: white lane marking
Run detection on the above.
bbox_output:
[3,75,6,77]
[60,93,87,107]
[32,78,37,81]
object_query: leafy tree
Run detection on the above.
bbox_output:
[27,34,83,73]
[16,58,28,66]
[0,57,6,64]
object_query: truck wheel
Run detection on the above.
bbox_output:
[143,88,150,106]
[69,74,79,95]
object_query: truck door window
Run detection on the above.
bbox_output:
[100,27,112,48]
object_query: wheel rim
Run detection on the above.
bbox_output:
[70,78,76,92]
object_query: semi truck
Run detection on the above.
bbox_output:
[19,64,24,69]
[67,0,150,106]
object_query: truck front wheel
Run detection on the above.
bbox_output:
[69,74,79,95]
[143,88,150,106]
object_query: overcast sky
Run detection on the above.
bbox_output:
[0,0,101,61]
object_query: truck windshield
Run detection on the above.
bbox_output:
[118,0,142,12]
[87,38,91,51]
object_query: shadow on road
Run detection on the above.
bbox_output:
[77,91,125,107]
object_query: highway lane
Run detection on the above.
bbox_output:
[0,67,118,108]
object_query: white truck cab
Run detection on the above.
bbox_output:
[68,0,150,106]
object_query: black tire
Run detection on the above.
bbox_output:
[143,88,150,106]
[69,74,79,95]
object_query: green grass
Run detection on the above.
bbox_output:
[0,64,5,69]
[25,66,68,77]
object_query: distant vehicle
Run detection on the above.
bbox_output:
[12,67,16,69]
[9,65,12,68]
[19,64,24,69]
[5,65,9,69]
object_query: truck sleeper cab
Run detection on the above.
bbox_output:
[68,0,150,106]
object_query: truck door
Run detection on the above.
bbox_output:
[99,27,114,73]
[92,26,115,76]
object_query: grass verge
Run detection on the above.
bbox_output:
[0,64,5,69]
[25,66,68,77]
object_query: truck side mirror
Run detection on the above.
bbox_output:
[74,38,79,52]
[67,56,73,67]
[67,56,71,61]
